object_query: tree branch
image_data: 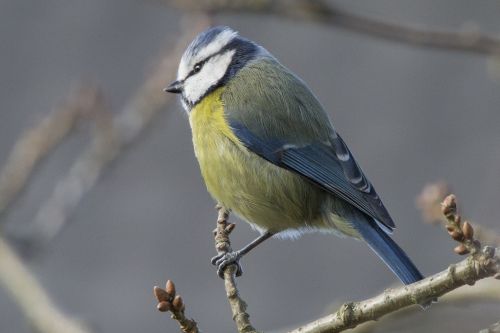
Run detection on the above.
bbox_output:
[164,0,500,56]
[16,14,211,247]
[0,235,92,333]
[341,277,500,333]
[289,246,499,333]
[288,193,499,333]
[214,205,261,333]
[0,87,102,332]
[480,320,500,333]
[0,86,101,216]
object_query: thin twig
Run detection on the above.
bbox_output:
[0,86,102,215]
[441,194,481,256]
[154,280,200,333]
[20,14,211,246]
[417,182,500,247]
[214,205,260,333]
[164,0,500,56]
[0,235,92,333]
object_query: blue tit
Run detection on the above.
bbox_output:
[165,26,424,285]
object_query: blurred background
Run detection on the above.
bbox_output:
[0,1,499,332]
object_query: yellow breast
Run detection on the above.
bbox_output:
[188,88,244,207]
[188,88,327,233]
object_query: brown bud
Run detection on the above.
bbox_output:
[446,225,455,233]
[454,244,469,255]
[449,230,464,242]
[462,221,474,240]
[441,195,456,216]
[225,223,236,234]
[166,280,176,297]
[172,295,184,311]
[454,215,461,225]
[157,301,171,312]
[154,286,169,302]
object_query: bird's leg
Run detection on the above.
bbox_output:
[211,231,273,278]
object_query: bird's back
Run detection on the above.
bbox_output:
[223,58,334,145]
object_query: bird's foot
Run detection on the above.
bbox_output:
[211,251,243,278]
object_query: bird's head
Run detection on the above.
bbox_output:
[165,26,268,111]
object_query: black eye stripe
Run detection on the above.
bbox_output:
[185,48,231,80]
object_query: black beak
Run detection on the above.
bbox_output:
[164,80,183,94]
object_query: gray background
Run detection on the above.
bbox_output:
[0,1,499,332]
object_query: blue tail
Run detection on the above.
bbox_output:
[355,219,424,285]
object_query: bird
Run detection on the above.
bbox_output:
[165,26,424,286]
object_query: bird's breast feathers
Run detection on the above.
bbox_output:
[188,87,328,234]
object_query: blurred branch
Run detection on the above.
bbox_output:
[0,87,101,332]
[0,236,92,333]
[164,0,500,56]
[154,280,200,333]
[214,205,260,333]
[289,194,499,333]
[480,321,500,333]
[0,86,102,216]
[20,14,211,245]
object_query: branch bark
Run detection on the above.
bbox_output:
[289,246,499,333]
[214,205,260,333]
[164,0,500,56]
[337,277,500,333]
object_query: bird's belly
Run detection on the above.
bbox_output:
[189,94,325,233]
[199,139,325,232]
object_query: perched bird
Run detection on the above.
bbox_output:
[165,26,424,286]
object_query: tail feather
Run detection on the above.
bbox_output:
[355,219,424,285]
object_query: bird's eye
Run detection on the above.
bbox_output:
[193,63,202,73]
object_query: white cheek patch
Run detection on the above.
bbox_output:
[178,57,192,82]
[183,49,235,105]
[178,29,237,80]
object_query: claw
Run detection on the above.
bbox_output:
[211,251,243,278]
[211,253,224,265]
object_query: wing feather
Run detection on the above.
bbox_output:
[230,121,395,230]
[223,58,395,231]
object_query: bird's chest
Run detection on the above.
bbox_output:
[188,89,249,203]
[188,90,325,231]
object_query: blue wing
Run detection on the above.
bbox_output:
[229,120,395,231]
